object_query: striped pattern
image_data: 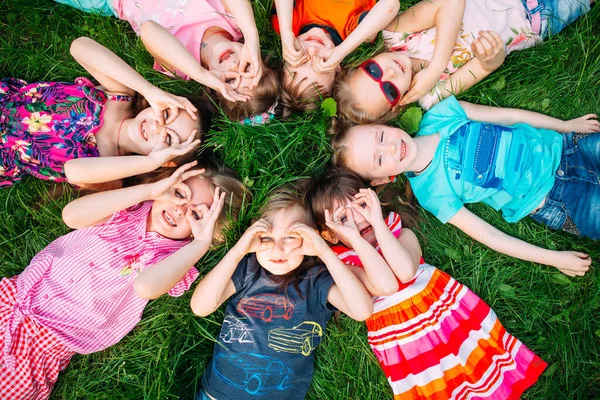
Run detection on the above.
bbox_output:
[332,214,546,399]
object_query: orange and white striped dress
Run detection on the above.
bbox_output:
[332,212,547,399]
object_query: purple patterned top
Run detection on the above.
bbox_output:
[0,77,131,188]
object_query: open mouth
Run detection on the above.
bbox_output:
[359,225,373,236]
[141,121,148,141]
[394,59,405,74]
[400,140,407,161]
[270,259,288,264]
[163,210,177,227]
[306,36,324,46]
[219,49,233,64]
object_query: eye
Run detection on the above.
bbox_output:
[192,211,200,220]
[284,235,298,241]
[380,130,385,143]
[225,78,236,84]
[244,64,251,73]
[165,134,172,145]
[378,155,383,167]
[175,189,184,199]
[163,110,169,121]
[260,236,273,242]
[340,216,348,223]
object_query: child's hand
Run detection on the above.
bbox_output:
[472,31,505,72]
[550,251,591,277]
[561,114,600,133]
[400,68,440,106]
[148,161,205,202]
[287,223,330,258]
[239,40,263,90]
[147,128,200,167]
[281,33,308,67]
[312,48,344,75]
[325,205,361,245]
[236,219,274,255]
[206,71,250,102]
[144,86,198,125]
[186,186,227,243]
[351,188,385,225]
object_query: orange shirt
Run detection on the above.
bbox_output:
[272,0,376,45]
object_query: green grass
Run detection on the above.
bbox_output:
[1,0,599,398]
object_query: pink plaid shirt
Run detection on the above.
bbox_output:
[5,201,198,359]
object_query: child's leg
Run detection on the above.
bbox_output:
[53,0,116,16]
[531,133,600,239]
[536,0,592,38]
[0,278,75,400]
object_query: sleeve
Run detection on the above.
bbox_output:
[167,267,200,297]
[408,174,463,223]
[418,96,470,137]
[386,212,403,238]
[103,201,152,227]
[308,267,336,311]
[231,254,256,292]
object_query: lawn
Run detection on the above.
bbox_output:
[1,0,599,399]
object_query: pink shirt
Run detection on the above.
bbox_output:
[7,201,198,356]
[113,0,243,80]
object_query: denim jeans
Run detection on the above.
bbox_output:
[521,0,590,38]
[531,133,600,239]
[195,389,212,400]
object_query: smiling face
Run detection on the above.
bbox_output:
[149,176,215,240]
[329,198,377,247]
[347,53,412,117]
[205,40,257,95]
[283,28,337,96]
[127,107,198,155]
[255,205,308,275]
[344,124,416,185]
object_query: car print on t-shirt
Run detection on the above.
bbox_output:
[268,321,323,356]
[237,294,294,322]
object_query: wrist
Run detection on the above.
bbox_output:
[138,82,156,99]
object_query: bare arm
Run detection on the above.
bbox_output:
[448,207,592,276]
[70,37,151,96]
[374,223,421,283]
[221,0,259,44]
[459,101,600,133]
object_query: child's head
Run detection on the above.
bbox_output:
[334,53,412,124]
[281,28,339,115]
[144,163,249,243]
[331,121,415,186]
[254,183,315,276]
[217,64,281,122]
[306,167,379,247]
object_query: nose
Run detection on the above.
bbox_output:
[227,59,239,72]
[386,142,396,156]
[306,46,318,57]
[383,65,396,80]
[272,239,286,255]
[173,204,187,218]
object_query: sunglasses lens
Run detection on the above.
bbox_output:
[382,82,400,103]
[364,62,383,80]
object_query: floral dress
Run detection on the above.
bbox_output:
[0,77,130,188]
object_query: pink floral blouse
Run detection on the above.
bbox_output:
[5,201,198,356]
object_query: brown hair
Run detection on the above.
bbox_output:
[257,181,321,298]
[333,68,401,125]
[306,167,417,233]
[280,69,327,118]
[217,64,281,121]
[329,117,358,177]
[136,159,250,245]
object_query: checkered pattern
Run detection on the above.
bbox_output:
[0,277,74,400]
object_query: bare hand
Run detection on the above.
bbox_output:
[148,127,200,167]
[207,70,250,102]
[550,251,591,277]
[400,67,439,106]
[351,188,385,225]
[287,222,330,258]
[237,219,274,255]
[472,30,505,72]
[186,186,227,243]
[149,161,205,201]
[239,40,263,90]
[311,48,344,75]
[562,114,600,133]
[324,205,361,245]
[144,86,198,125]
[281,34,308,67]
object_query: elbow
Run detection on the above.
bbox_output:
[352,303,374,322]
[70,36,92,58]
[190,301,213,317]
[140,20,159,40]
[62,206,80,229]
[384,0,400,16]
[133,280,163,300]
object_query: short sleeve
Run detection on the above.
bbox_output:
[231,254,257,292]
[307,267,335,311]
[168,267,200,297]
[418,96,470,139]
[104,201,152,227]
[409,174,463,223]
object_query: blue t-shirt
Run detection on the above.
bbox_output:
[407,96,563,223]
[201,254,335,399]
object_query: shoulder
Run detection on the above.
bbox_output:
[419,96,469,138]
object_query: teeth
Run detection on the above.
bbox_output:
[142,122,148,140]
[164,211,176,227]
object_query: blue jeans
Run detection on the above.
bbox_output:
[195,389,211,400]
[522,0,590,38]
[531,133,600,239]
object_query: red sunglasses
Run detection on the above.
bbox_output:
[360,59,401,106]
